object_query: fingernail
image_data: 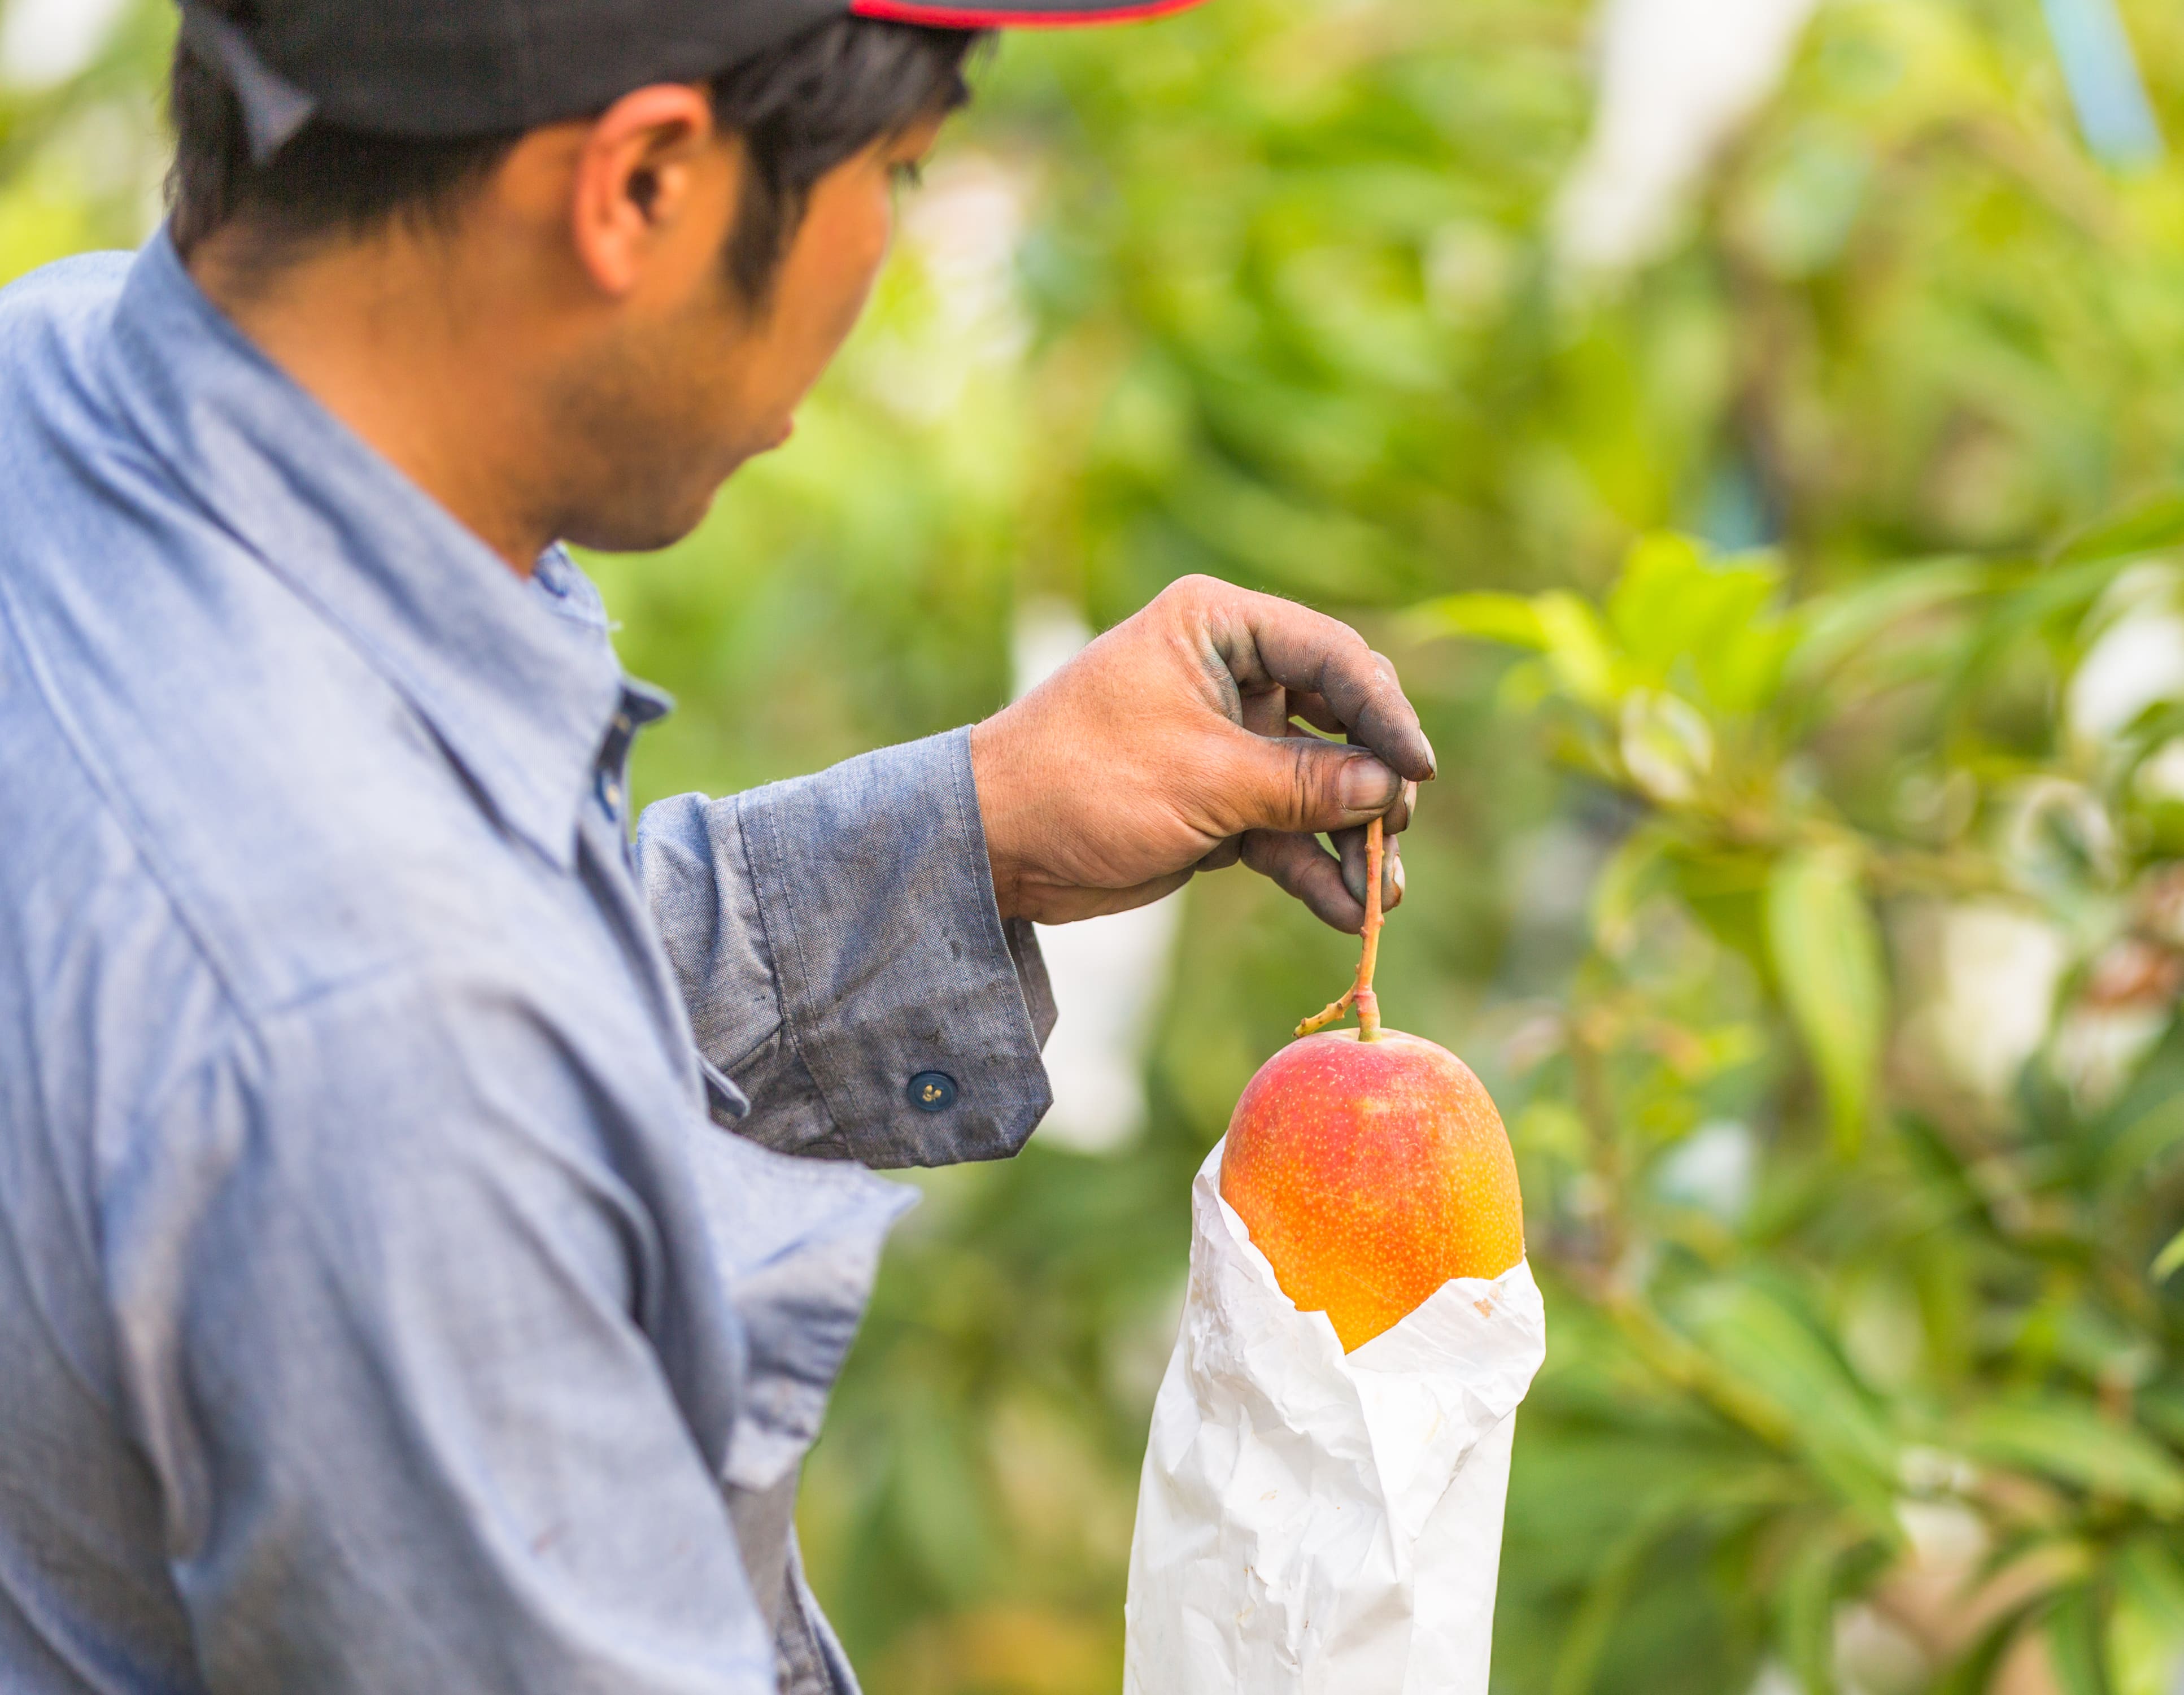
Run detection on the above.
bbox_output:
[1339,755,1400,814]
[1422,736,1438,779]
[1389,852,1406,900]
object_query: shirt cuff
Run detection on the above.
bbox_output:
[731,727,1054,1167]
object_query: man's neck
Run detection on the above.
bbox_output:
[186,229,557,576]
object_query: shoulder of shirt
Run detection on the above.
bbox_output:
[0,250,133,312]
[0,525,591,1043]
[0,319,544,1010]
[0,703,642,1197]
[0,250,133,374]
[0,661,599,1022]
[0,257,681,1205]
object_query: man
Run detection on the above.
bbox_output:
[0,1,1432,1690]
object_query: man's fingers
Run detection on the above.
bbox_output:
[1198,585,1435,783]
[1240,830,1364,931]
[1330,779,1416,843]
[1198,836,1244,872]
[1217,731,1410,838]
[1014,869,1195,925]
[1239,683,1292,740]
[1335,828,1406,909]
[1286,691,1345,735]
[1272,729,1415,834]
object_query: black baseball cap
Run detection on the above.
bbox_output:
[178,0,1209,164]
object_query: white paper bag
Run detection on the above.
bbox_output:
[1124,1140,1547,1694]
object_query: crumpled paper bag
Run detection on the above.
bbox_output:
[1124,1140,1547,1693]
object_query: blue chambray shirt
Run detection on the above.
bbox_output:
[0,234,1057,1694]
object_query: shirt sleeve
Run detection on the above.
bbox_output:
[104,970,778,1695]
[635,726,1057,1169]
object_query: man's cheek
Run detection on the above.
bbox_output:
[831,273,878,347]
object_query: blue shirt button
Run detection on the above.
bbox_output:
[907,1071,957,1113]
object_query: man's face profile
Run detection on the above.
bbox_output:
[184,79,949,571]
[539,98,949,556]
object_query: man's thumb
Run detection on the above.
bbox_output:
[1237,736,1403,834]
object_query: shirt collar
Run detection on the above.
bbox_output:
[104,230,639,872]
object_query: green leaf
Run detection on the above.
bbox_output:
[1933,1598,2046,1695]
[1606,533,1793,714]
[1167,464,1407,599]
[1407,587,1623,711]
[1775,1528,1845,1693]
[1545,1487,1723,1695]
[1606,533,1712,663]
[2151,1227,2184,1285]
[1536,591,1623,711]
[1405,590,1549,650]
[1942,555,2145,734]
[1590,821,1671,956]
[2046,1585,2115,1695]
[1679,1278,1898,1492]
[2111,1538,2184,1695]
[1765,847,1886,1154]
[1958,1400,2184,1517]
[1618,689,1716,805]
[2052,492,2184,567]
[1547,1543,1640,1695]
[1785,557,1985,689]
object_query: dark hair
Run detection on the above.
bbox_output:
[165,9,984,300]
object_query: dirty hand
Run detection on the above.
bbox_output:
[970,576,1433,931]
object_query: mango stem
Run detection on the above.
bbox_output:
[1294,816,1387,1042]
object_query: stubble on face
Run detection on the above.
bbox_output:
[535,259,764,554]
[534,126,922,556]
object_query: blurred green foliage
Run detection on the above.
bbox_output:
[10,0,2184,1690]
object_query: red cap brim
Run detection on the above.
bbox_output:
[850,0,1206,28]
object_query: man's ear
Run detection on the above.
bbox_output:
[565,83,727,297]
